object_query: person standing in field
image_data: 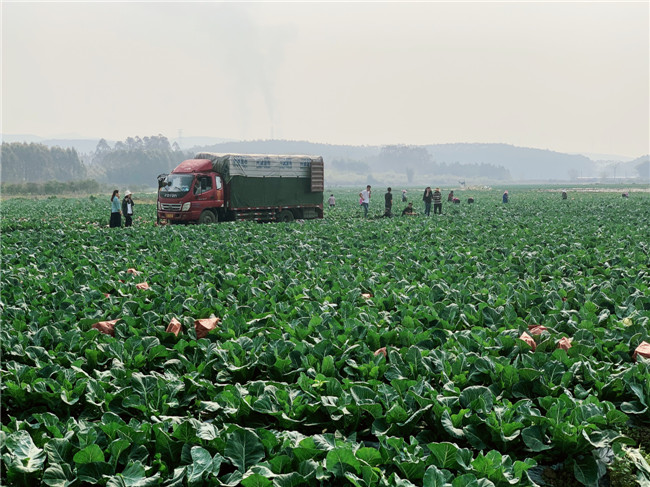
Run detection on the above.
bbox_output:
[422,187,433,216]
[359,185,371,217]
[384,187,393,216]
[433,187,442,214]
[122,191,135,227]
[110,189,121,228]
[503,190,509,203]
[328,194,336,207]
[402,189,407,202]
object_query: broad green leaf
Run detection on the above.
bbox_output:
[106,461,161,487]
[325,448,361,477]
[4,430,46,473]
[241,473,273,487]
[428,442,460,470]
[224,429,265,472]
[42,462,76,487]
[73,444,105,464]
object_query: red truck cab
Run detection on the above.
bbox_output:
[158,159,225,223]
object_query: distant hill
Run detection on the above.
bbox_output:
[197,140,600,181]
[423,143,597,180]
[3,134,647,184]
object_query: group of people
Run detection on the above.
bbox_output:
[109,189,135,228]
[355,185,479,218]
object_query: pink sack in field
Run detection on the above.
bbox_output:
[195,317,220,339]
[166,317,182,337]
[92,319,119,337]
[519,332,536,351]
[557,337,572,351]
[374,347,387,358]
[633,341,650,361]
[528,324,548,336]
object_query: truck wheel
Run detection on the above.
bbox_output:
[199,210,217,224]
[277,210,294,222]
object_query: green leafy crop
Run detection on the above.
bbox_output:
[1,188,649,486]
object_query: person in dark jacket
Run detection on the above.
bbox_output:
[422,187,433,216]
[433,188,442,214]
[502,191,509,203]
[110,189,121,228]
[384,187,393,216]
[122,191,135,227]
[402,202,416,216]
[448,190,454,202]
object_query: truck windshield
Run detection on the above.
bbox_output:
[161,174,194,196]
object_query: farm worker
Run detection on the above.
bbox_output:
[110,189,121,228]
[502,190,509,203]
[433,188,442,214]
[402,189,407,202]
[122,191,135,227]
[401,202,416,216]
[359,185,371,217]
[328,194,336,207]
[468,197,474,204]
[384,187,393,216]
[448,190,454,202]
[561,190,567,200]
[422,187,433,216]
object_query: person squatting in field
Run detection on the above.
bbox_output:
[402,202,417,216]
[110,189,121,228]
[359,185,371,217]
[122,191,135,227]
[433,188,443,214]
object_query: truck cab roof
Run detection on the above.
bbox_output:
[172,159,213,174]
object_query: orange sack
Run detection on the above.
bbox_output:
[195,317,220,339]
[166,317,182,337]
[633,341,650,361]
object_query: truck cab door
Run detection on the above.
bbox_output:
[193,176,214,201]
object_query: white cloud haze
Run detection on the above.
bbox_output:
[2,1,649,157]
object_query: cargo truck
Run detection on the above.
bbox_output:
[157,152,324,223]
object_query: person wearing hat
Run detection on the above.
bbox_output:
[433,187,442,214]
[122,191,135,227]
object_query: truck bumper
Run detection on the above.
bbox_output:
[157,211,196,223]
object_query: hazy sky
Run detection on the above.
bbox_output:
[2,1,649,157]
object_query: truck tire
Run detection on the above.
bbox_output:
[199,210,217,224]
[277,210,294,222]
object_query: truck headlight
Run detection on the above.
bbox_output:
[157,201,161,210]
[182,202,191,211]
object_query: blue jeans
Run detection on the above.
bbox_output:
[424,202,431,215]
[361,202,369,217]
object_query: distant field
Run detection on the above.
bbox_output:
[1,189,649,486]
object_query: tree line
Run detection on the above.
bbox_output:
[90,135,187,186]
[1,179,101,196]
[1,143,86,183]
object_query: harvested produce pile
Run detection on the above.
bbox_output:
[1,190,649,486]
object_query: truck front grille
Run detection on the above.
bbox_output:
[161,203,182,211]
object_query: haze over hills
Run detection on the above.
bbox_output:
[1,133,648,185]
